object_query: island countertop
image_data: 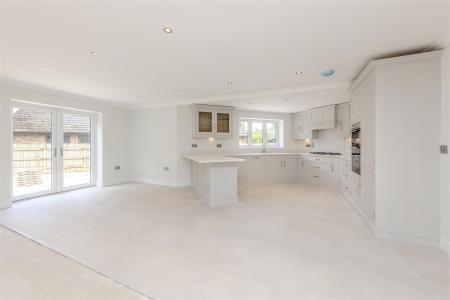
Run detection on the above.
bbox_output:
[183,154,245,164]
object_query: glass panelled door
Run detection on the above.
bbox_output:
[12,104,95,200]
[12,106,56,198]
[61,113,92,189]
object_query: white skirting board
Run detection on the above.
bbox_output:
[440,238,450,255]
[132,177,179,187]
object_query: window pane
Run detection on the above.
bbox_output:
[63,114,91,188]
[266,121,277,146]
[251,121,263,145]
[13,107,53,196]
[239,121,249,145]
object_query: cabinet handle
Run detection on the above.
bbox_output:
[60,147,63,157]
[313,166,320,169]
[280,161,282,167]
[313,175,320,179]
[315,158,320,161]
[301,161,304,167]
[54,147,57,157]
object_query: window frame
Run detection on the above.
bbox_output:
[239,118,283,149]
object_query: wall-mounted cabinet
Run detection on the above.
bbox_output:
[336,103,351,138]
[350,97,361,125]
[192,104,233,138]
[292,111,318,140]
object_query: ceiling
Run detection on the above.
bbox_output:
[1,1,449,112]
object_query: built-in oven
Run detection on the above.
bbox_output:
[351,123,361,175]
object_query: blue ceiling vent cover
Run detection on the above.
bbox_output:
[320,69,335,77]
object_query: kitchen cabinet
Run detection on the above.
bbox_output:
[238,156,266,183]
[350,97,361,125]
[299,155,332,184]
[238,154,298,183]
[331,158,341,187]
[336,103,351,138]
[291,112,318,140]
[310,105,336,130]
[192,104,233,138]
[265,156,299,181]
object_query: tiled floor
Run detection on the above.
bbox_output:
[0,182,449,299]
[0,226,146,299]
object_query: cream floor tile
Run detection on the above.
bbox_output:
[0,227,146,300]
[0,182,447,300]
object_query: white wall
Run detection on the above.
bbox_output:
[441,46,450,254]
[375,54,442,244]
[0,81,131,208]
[130,106,179,186]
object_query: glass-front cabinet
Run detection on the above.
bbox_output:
[193,104,233,138]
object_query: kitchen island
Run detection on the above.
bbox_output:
[183,154,244,206]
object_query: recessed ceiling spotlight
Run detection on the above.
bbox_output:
[163,27,173,33]
[43,68,51,72]
[320,69,335,77]
[227,81,233,85]
[284,98,289,102]
[295,71,303,75]
[91,51,99,56]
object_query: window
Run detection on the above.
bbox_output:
[239,118,283,148]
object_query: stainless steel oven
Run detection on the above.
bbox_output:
[351,123,361,175]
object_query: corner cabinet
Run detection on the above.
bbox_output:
[192,104,233,139]
[292,111,318,140]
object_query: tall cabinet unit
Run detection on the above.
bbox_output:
[336,103,351,138]
[348,51,443,247]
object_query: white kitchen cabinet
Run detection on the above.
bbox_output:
[291,112,318,140]
[284,155,300,178]
[192,104,233,138]
[265,155,299,181]
[350,97,361,125]
[336,103,351,138]
[299,155,332,184]
[265,156,284,180]
[239,156,266,183]
[331,158,341,187]
[310,105,336,130]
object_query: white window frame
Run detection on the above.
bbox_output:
[239,118,283,149]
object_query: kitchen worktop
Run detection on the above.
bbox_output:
[183,152,350,162]
[183,154,245,164]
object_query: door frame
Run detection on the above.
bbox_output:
[11,102,97,201]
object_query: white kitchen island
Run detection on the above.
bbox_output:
[183,154,244,206]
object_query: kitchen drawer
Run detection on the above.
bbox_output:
[302,171,330,184]
[302,155,331,164]
[303,160,331,172]
[301,168,331,183]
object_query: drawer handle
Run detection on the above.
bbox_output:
[313,166,320,169]
[345,187,348,190]
[313,175,320,179]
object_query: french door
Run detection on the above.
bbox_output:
[12,104,96,200]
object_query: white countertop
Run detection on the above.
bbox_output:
[183,152,350,162]
[183,154,245,164]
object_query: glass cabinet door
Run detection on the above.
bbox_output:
[216,112,230,133]
[198,111,213,133]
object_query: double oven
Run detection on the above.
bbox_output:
[351,123,361,175]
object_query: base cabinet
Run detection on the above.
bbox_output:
[238,155,298,183]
